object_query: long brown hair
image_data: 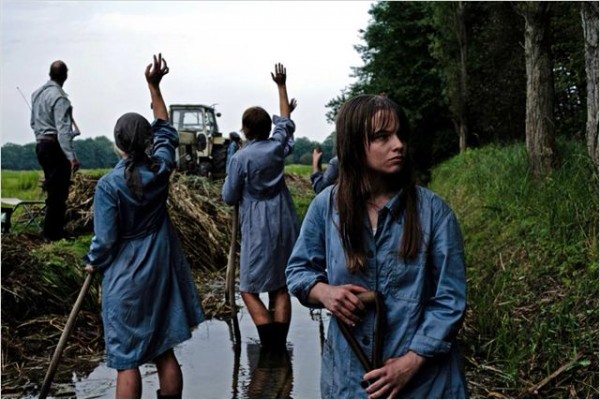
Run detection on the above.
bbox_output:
[335,94,421,273]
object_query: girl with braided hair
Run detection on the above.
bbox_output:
[85,54,204,399]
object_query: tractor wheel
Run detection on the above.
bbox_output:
[211,144,228,179]
[198,161,212,177]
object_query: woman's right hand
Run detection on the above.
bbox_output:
[310,282,369,326]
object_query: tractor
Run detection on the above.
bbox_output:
[169,104,229,178]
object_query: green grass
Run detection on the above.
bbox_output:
[430,138,598,397]
[285,164,316,222]
[285,164,313,177]
[1,169,111,201]
[1,170,44,200]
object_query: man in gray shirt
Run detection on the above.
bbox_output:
[31,60,80,241]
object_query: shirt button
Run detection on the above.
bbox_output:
[362,336,370,346]
[367,250,374,258]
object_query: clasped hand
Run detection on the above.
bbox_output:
[311,282,368,326]
[363,351,426,399]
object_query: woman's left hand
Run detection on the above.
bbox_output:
[289,98,297,113]
[84,264,94,273]
[363,351,426,399]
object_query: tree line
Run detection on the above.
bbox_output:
[0,134,332,171]
[1,136,119,170]
[325,1,598,181]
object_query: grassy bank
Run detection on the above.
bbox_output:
[430,139,598,398]
[1,170,44,200]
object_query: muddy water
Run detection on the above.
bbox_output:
[73,296,330,399]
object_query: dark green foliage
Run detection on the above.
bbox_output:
[286,136,336,165]
[459,2,527,145]
[327,1,457,177]
[326,1,591,173]
[1,136,119,170]
[551,2,587,138]
[1,142,39,170]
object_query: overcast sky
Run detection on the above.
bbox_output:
[1,0,374,147]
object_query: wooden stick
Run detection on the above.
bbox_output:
[39,272,93,399]
[527,353,582,395]
[225,205,241,345]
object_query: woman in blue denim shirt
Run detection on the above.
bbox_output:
[85,54,205,399]
[222,63,299,351]
[286,94,468,398]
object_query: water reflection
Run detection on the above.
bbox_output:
[244,344,293,399]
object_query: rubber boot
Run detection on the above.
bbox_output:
[272,322,290,352]
[256,323,276,349]
[156,389,182,399]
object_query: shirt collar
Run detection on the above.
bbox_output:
[45,80,68,96]
[385,189,405,223]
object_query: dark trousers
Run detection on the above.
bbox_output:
[36,140,71,240]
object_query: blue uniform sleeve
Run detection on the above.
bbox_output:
[271,115,295,158]
[222,156,244,205]
[150,119,179,171]
[286,190,330,308]
[311,157,339,194]
[409,205,467,357]
[84,179,120,272]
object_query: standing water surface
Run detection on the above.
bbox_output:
[74,296,330,399]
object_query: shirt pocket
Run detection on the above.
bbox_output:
[382,251,428,303]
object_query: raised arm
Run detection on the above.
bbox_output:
[145,53,170,121]
[271,63,291,118]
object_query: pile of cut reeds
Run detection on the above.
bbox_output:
[167,174,232,272]
[64,173,234,272]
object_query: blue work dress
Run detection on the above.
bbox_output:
[85,120,205,370]
[286,186,468,398]
[222,115,299,293]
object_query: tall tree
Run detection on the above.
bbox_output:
[455,1,469,153]
[581,1,599,167]
[429,1,470,152]
[327,2,454,177]
[518,1,559,178]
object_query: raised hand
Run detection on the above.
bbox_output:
[145,53,169,120]
[145,53,170,87]
[289,98,298,114]
[271,63,287,86]
[312,147,323,172]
